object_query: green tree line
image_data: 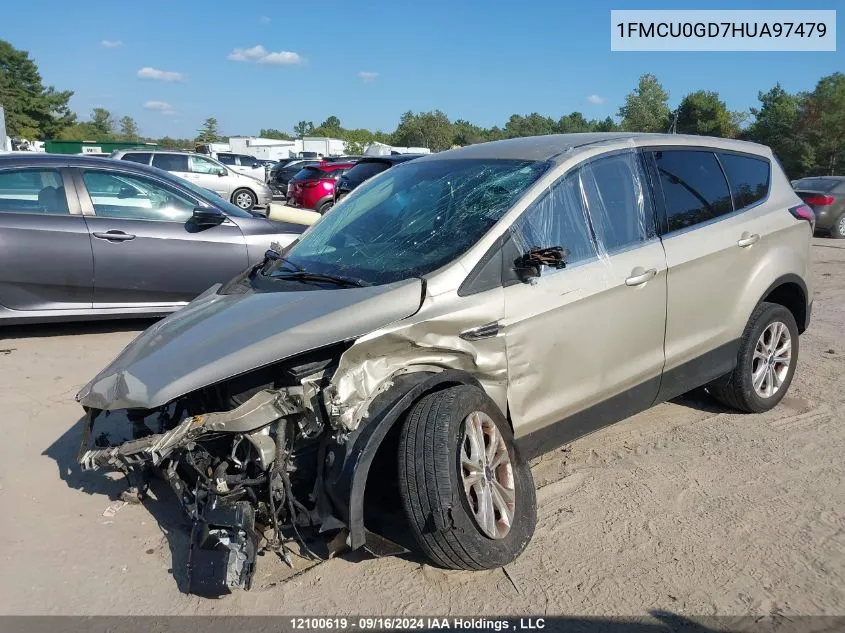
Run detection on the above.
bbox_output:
[2,39,843,178]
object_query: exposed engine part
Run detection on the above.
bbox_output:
[78,384,338,595]
[187,496,257,596]
[79,389,304,471]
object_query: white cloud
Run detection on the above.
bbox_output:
[137,67,185,82]
[358,71,379,83]
[259,15,271,24]
[101,39,123,48]
[260,51,301,65]
[586,94,605,105]
[143,100,176,116]
[228,45,302,65]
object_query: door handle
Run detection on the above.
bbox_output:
[737,232,760,247]
[93,230,136,242]
[625,267,657,287]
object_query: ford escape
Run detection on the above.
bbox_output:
[77,133,813,594]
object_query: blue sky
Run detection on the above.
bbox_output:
[2,0,842,139]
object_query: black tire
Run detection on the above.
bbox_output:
[232,188,256,210]
[831,212,845,239]
[317,200,334,215]
[708,302,799,413]
[397,385,536,570]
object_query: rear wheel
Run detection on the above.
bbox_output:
[232,188,256,210]
[831,212,845,239]
[397,385,536,570]
[317,200,334,215]
[708,302,799,413]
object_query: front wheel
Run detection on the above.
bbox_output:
[397,385,536,570]
[232,188,257,210]
[708,302,799,413]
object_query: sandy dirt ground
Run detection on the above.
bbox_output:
[0,239,843,616]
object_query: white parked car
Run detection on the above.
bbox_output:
[215,152,266,181]
[111,149,272,210]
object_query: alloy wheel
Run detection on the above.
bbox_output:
[752,321,792,398]
[460,411,515,539]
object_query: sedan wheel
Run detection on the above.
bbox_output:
[233,189,256,210]
[833,213,845,239]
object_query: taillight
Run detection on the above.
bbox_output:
[322,181,333,190]
[803,194,834,206]
[789,204,815,226]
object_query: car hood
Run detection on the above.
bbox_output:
[76,279,424,411]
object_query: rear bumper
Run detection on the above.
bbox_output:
[812,207,840,231]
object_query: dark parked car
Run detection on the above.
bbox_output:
[268,159,320,196]
[333,154,423,204]
[288,162,355,213]
[792,176,845,238]
[0,154,305,324]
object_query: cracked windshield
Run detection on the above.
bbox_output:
[271,158,549,285]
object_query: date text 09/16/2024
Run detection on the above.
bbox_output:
[288,617,547,630]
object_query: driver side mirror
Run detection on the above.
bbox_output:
[514,246,570,283]
[191,206,226,226]
[217,168,227,177]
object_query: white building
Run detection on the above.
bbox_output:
[220,136,431,160]
[227,136,349,160]
[363,141,431,156]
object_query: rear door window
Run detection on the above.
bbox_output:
[718,153,770,211]
[152,154,189,172]
[0,169,69,215]
[652,150,733,233]
[121,153,152,165]
[217,154,237,165]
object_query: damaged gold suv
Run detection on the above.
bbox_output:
[77,133,813,594]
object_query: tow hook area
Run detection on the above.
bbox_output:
[187,496,257,596]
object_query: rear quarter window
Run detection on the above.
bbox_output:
[718,153,770,211]
[293,167,322,181]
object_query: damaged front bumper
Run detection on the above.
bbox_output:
[78,389,309,596]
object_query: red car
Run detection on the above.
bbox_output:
[288,163,355,213]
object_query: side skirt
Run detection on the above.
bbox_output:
[514,339,740,460]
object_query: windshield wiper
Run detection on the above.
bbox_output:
[257,245,369,287]
[270,271,369,287]
[259,247,302,275]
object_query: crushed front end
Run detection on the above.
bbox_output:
[78,349,345,596]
